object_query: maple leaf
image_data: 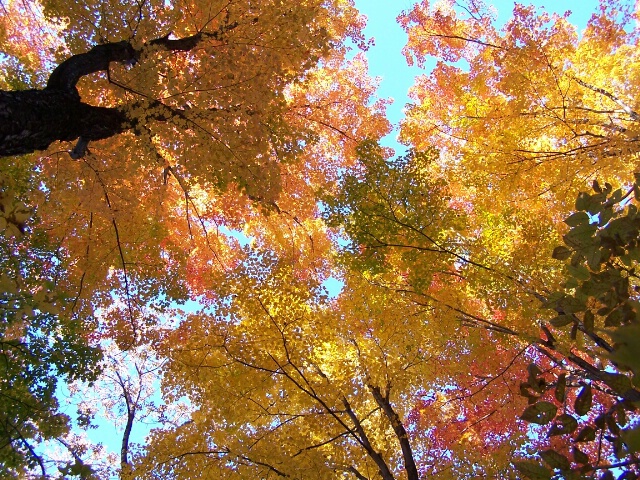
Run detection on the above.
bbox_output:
[0,0,388,476]
[6,0,640,478]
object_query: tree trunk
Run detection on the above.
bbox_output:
[0,24,238,158]
[0,89,131,157]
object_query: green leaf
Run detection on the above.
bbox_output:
[528,363,542,379]
[572,446,589,465]
[576,192,590,211]
[609,324,640,377]
[567,264,590,281]
[549,315,573,328]
[521,401,557,425]
[542,291,565,309]
[606,413,620,435]
[612,436,624,459]
[587,248,602,271]
[563,224,597,249]
[575,384,592,416]
[581,280,611,298]
[609,188,623,205]
[560,296,587,314]
[548,413,577,436]
[591,192,607,211]
[583,310,594,333]
[555,374,567,402]
[600,372,633,397]
[520,382,540,402]
[539,449,571,471]
[565,277,579,289]
[527,363,546,393]
[599,207,614,226]
[616,407,627,427]
[621,426,640,454]
[605,308,624,327]
[565,211,590,227]
[552,245,572,260]
[576,426,597,442]
[513,460,552,480]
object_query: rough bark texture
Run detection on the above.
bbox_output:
[0,89,131,156]
[0,22,237,158]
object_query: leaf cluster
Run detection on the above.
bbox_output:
[516,176,640,479]
[0,157,102,477]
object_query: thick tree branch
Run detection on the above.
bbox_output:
[0,21,238,157]
[367,383,419,480]
[47,41,138,92]
[47,22,238,93]
[341,397,395,480]
[0,89,132,156]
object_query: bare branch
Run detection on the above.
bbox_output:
[341,397,396,480]
[367,383,419,480]
[572,76,640,121]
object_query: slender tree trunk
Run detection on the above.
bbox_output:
[368,384,419,480]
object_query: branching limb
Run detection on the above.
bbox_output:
[572,76,640,121]
[341,397,395,480]
[47,22,239,93]
[367,383,419,480]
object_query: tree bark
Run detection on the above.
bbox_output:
[0,89,131,156]
[368,384,419,480]
[0,22,238,158]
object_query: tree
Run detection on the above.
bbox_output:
[399,0,640,238]
[3,0,385,328]
[1,0,340,158]
[64,306,191,477]
[0,0,388,476]
[0,153,102,478]
[134,252,432,479]
[381,0,640,476]
[515,177,640,478]
[4,0,640,478]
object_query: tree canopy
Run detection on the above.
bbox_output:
[1,0,640,478]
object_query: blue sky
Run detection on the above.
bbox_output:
[354,0,600,149]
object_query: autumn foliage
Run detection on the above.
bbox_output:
[1,0,640,479]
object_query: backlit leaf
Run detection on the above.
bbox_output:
[521,402,557,425]
[575,385,592,416]
[539,449,571,471]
